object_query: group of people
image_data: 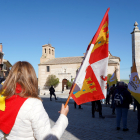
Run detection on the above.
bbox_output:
[1,61,140,139]
[77,80,140,133]
[105,82,140,134]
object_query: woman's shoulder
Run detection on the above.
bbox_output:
[19,98,43,114]
[24,98,42,106]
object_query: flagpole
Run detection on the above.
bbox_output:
[64,83,76,108]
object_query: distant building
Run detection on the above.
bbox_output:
[108,51,121,80]
[0,43,12,79]
[2,59,12,78]
[0,43,4,77]
[38,44,120,93]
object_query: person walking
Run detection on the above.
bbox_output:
[92,100,105,119]
[49,85,57,101]
[0,61,69,140]
[114,82,132,131]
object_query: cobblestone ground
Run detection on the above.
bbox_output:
[41,96,140,140]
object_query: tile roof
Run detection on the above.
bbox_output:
[40,56,118,65]
[109,55,120,60]
[108,59,118,64]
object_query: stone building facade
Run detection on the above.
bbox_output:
[0,43,12,79]
[2,59,12,78]
[108,52,120,81]
[131,22,140,77]
[38,44,120,94]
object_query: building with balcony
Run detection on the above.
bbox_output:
[0,43,12,81]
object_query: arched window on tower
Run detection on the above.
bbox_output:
[45,48,46,53]
[49,48,51,54]
[52,50,53,55]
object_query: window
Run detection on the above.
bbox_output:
[47,66,50,72]
[52,50,53,55]
[49,49,51,54]
[45,48,46,53]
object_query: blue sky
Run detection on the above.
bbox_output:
[0,0,139,79]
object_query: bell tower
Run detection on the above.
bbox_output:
[40,44,55,63]
[131,22,140,77]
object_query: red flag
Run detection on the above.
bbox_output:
[71,8,110,105]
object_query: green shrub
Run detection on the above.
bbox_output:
[45,75,59,87]
[67,78,74,88]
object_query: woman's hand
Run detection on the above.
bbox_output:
[59,104,69,116]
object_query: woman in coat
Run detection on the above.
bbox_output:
[0,61,69,140]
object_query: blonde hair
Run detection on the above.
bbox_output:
[0,61,41,100]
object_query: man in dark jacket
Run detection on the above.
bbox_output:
[114,82,132,131]
[49,85,57,101]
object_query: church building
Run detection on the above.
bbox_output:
[38,44,120,93]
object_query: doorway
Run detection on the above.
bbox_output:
[62,79,68,91]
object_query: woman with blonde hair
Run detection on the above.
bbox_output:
[0,61,69,140]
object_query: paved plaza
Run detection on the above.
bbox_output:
[40,92,140,140]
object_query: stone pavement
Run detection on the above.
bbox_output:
[40,93,140,140]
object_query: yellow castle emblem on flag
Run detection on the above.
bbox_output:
[74,77,97,98]
[92,21,109,53]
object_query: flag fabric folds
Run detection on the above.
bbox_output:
[108,70,117,87]
[71,8,110,105]
[128,61,140,104]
